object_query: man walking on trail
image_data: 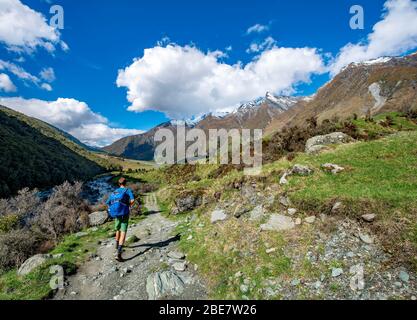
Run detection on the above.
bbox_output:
[106,177,134,262]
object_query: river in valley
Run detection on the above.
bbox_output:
[36,175,116,205]
[82,175,115,205]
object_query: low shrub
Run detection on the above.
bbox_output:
[0,214,19,233]
[0,229,40,271]
[32,181,90,243]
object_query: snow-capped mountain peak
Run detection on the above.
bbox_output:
[236,92,300,114]
[265,92,300,110]
[172,92,301,127]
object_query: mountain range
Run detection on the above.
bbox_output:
[103,52,417,161]
[103,92,303,160]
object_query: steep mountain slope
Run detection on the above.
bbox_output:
[103,93,299,160]
[0,106,110,197]
[265,52,417,135]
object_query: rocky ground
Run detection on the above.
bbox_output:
[261,215,417,300]
[201,179,417,300]
[54,193,207,300]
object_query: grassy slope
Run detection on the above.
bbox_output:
[0,106,152,197]
[126,113,417,299]
[96,154,155,172]
[177,131,417,298]
[288,131,417,208]
[0,109,106,197]
[0,106,113,170]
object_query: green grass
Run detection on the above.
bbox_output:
[351,112,417,138]
[286,131,417,209]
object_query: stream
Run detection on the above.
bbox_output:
[36,175,116,205]
[82,175,115,205]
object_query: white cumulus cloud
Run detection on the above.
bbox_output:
[330,0,417,75]
[69,124,144,147]
[0,0,65,53]
[0,73,16,92]
[0,97,143,147]
[116,44,325,119]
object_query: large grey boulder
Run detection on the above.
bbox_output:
[172,193,203,214]
[168,251,185,260]
[249,205,264,221]
[18,254,52,276]
[291,164,314,176]
[260,214,295,232]
[305,132,353,154]
[88,211,108,226]
[146,271,185,300]
[211,209,227,223]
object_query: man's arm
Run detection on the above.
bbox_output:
[128,189,135,208]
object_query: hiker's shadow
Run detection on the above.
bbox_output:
[122,234,180,262]
[142,210,161,216]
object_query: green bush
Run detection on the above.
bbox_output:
[0,215,19,233]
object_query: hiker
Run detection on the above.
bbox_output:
[106,177,135,261]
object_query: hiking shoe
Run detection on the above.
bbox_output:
[115,252,123,262]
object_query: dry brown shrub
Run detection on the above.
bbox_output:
[0,228,40,270]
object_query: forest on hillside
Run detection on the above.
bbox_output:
[0,110,105,198]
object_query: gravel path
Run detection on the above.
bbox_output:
[54,193,207,300]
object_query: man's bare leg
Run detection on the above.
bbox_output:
[115,232,127,261]
[115,231,121,249]
[119,232,126,246]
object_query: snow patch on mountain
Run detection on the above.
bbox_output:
[360,57,392,66]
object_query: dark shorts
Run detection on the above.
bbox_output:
[114,215,129,233]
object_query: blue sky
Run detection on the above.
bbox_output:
[1,0,416,146]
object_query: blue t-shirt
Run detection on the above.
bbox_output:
[106,187,135,215]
